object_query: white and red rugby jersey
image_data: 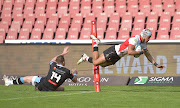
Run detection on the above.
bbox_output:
[115,35,147,57]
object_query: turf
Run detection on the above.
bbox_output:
[0,85,180,108]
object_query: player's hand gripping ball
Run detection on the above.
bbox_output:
[134,44,142,58]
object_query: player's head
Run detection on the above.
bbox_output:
[56,55,65,66]
[140,29,152,43]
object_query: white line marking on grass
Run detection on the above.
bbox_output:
[0,91,94,101]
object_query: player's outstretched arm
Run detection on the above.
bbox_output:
[71,69,78,83]
[51,46,69,62]
[61,46,69,56]
[144,49,165,68]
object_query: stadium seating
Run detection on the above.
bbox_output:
[159,12,171,30]
[97,13,108,32]
[6,29,18,40]
[67,28,79,40]
[79,28,91,40]
[139,0,151,16]
[115,0,126,16]
[83,13,95,29]
[57,0,68,17]
[105,28,117,40]
[30,28,42,40]
[55,28,66,40]
[127,0,138,16]
[92,0,103,17]
[18,28,30,40]
[146,12,158,40]
[35,0,46,16]
[120,12,133,31]
[170,26,180,40]
[1,0,180,43]
[0,27,6,43]
[12,2,23,17]
[131,12,145,36]
[108,13,120,31]
[104,0,114,16]
[118,29,130,40]
[81,0,91,17]
[58,14,70,32]
[97,29,104,39]
[69,0,80,17]
[24,0,35,17]
[156,28,170,40]
[70,13,83,31]
[42,28,54,40]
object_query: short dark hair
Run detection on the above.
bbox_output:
[56,55,65,64]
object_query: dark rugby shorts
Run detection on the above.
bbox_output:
[103,46,120,65]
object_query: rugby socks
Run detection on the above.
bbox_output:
[88,57,93,63]
[93,47,98,52]
[93,42,98,52]
[93,41,98,47]
[13,77,24,85]
[92,38,99,52]
[84,56,92,63]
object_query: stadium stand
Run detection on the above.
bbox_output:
[58,14,71,32]
[120,12,133,31]
[139,0,150,16]
[69,0,80,17]
[146,12,158,40]
[79,27,91,40]
[83,13,95,29]
[127,0,138,16]
[118,28,130,40]
[70,13,83,32]
[1,0,180,43]
[131,12,145,36]
[92,0,103,17]
[55,28,66,40]
[18,28,30,40]
[115,0,126,17]
[6,29,18,40]
[30,28,42,40]
[57,0,68,17]
[67,28,79,40]
[105,28,117,40]
[104,0,114,17]
[81,0,91,17]
[108,13,120,31]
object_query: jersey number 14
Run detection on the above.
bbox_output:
[50,71,61,83]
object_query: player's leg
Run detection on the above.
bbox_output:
[77,35,103,65]
[77,53,93,65]
[100,61,114,67]
[3,75,41,86]
[77,52,111,67]
[22,76,34,83]
[91,35,114,66]
[3,75,27,86]
[22,76,42,90]
[92,53,106,66]
[56,86,65,91]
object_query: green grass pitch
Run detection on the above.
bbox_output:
[0,85,180,108]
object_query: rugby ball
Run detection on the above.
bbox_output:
[134,44,142,58]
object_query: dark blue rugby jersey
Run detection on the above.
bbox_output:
[38,61,74,91]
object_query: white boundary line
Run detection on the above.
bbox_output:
[0,91,94,101]
[5,40,180,44]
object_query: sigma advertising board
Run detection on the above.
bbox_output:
[0,44,180,77]
[128,76,180,86]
